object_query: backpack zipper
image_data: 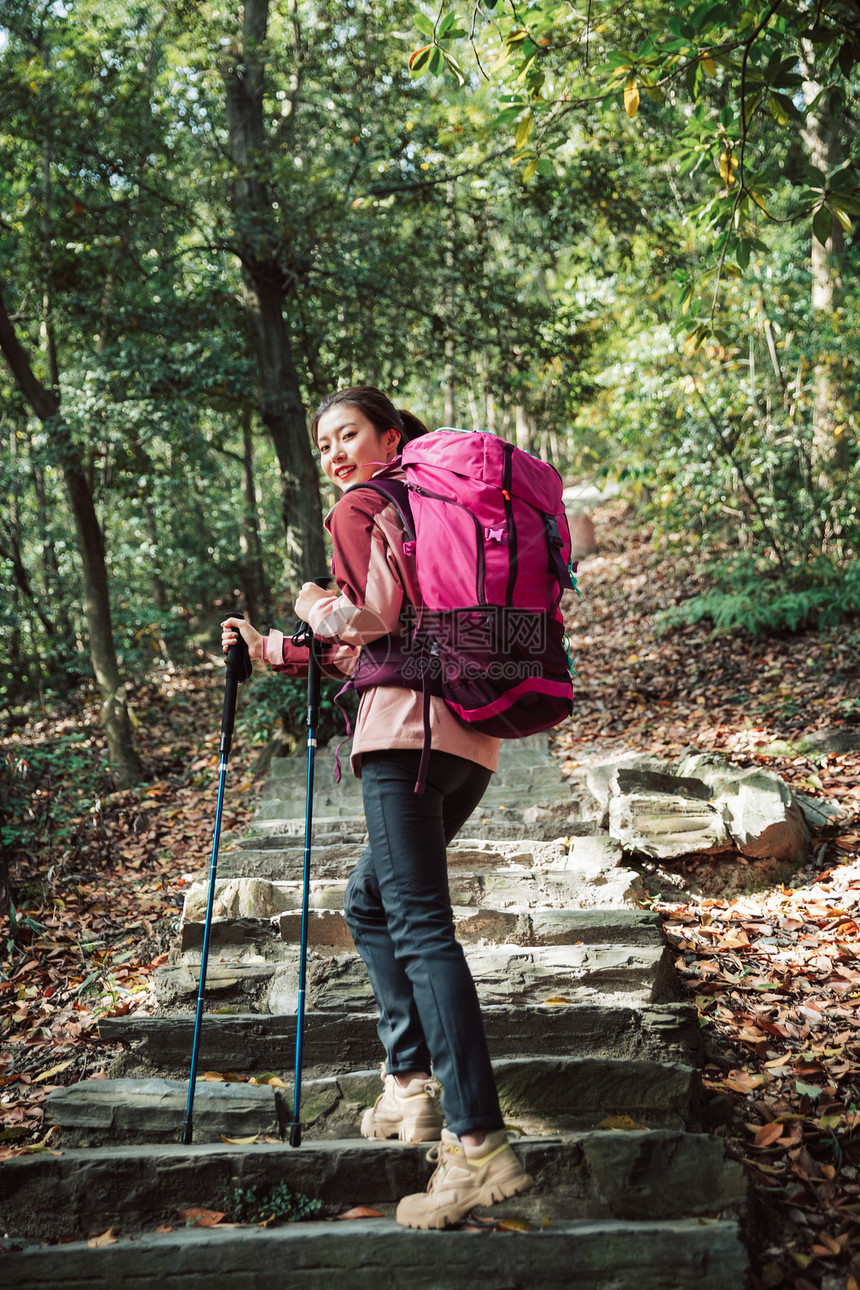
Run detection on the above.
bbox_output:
[502,443,517,603]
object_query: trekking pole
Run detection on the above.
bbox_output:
[181,630,252,1146]
[288,577,328,1147]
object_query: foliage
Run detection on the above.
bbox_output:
[659,558,860,637]
[406,0,860,321]
[222,1179,323,1226]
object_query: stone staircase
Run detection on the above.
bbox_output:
[0,736,749,1287]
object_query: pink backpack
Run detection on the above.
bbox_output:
[346,428,577,786]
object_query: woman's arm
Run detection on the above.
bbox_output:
[307,492,404,647]
[220,616,358,678]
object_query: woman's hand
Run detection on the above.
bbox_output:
[220,616,264,663]
[295,581,331,622]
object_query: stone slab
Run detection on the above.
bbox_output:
[241,815,584,844]
[156,941,677,1013]
[211,836,571,883]
[100,1002,703,1074]
[179,906,663,953]
[298,1057,699,1139]
[254,782,578,823]
[0,1128,741,1240]
[262,760,567,800]
[45,1078,286,1146]
[608,793,729,859]
[178,864,645,932]
[0,1217,747,1289]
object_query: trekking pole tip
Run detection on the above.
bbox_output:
[289,1122,302,1148]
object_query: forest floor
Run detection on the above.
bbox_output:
[2,501,860,1289]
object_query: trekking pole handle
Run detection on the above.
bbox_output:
[291,577,329,729]
[219,633,252,761]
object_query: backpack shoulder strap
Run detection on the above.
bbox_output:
[344,478,416,541]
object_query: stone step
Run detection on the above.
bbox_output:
[240,813,586,845]
[4,1128,743,1241]
[284,1056,702,1137]
[214,835,573,881]
[100,1002,703,1075]
[180,905,663,953]
[44,1057,701,1147]
[178,860,643,933]
[154,941,676,1013]
[0,1217,747,1289]
[265,734,562,787]
[252,786,580,829]
[262,758,568,800]
[245,804,583,843]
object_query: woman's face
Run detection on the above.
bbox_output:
[316,404,400,491]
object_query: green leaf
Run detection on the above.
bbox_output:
[515,114,533,150]
[829,203,855,235]
[522,158,538,182]
[413,13,435,39]
[796,1080,822,1098]
[437,13,458,39]
[837,40,855,77]
[441,48,466,86]
[428,47,443,75]
[408,46,431,75]
[812,205,832,246]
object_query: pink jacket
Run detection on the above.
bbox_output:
[264,473,499,777]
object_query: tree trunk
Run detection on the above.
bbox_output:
[801,48,846,478]
[0,286,141,786]
[63,458,142,786]
[515,404,533,453]
[240,409,272,626]
[222,0,325,588]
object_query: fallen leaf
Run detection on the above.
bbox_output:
[596,1115,649,1131]
[87,1227,118,1247]
[754,1122,784,1148]
[541,996,571,1006]
[495,1216,533,1231]
[176,1208,226,1227]
[33,1058,75,1083]
[336,1207,384,1220]
[220,1134,260,1145]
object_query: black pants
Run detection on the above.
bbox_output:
[343,749,504,1137]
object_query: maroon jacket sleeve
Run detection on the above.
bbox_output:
[263,629,357,680]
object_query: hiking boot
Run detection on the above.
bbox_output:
[360,1072,443,1144]
[395,1128,534,1229]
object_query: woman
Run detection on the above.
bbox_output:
[221,386,532,1229]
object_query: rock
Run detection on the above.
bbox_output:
[712,767,810,862]
[608,792,729,860]
[583,755,675,826]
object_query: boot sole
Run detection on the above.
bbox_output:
[396,1171,534,1230]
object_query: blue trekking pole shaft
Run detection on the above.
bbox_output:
[289,580,327,1148]
[181,634,251,1146]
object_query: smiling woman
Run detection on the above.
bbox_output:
[221,383,534,1230]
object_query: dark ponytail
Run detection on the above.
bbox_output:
[309,385,429,450]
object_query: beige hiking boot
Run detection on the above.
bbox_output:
[395,1128,534,1229]
[360,1072,443,1144]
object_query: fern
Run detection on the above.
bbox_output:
[659,563,860,638]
